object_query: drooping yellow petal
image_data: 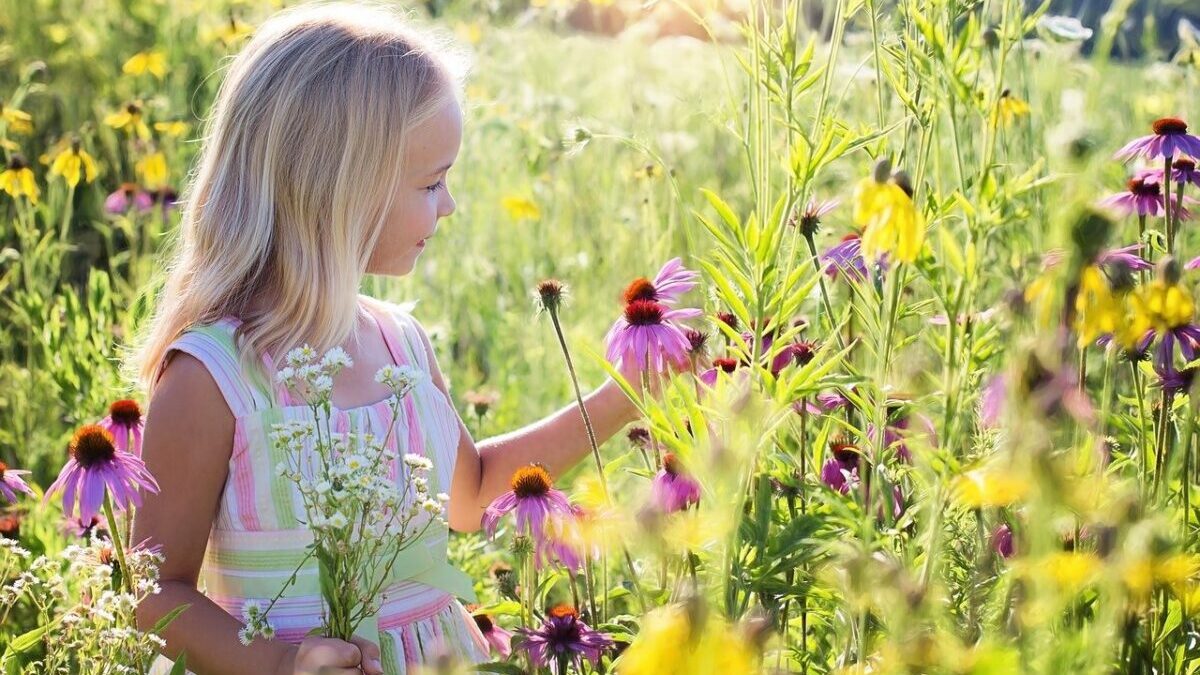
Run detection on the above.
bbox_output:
[856,178,925,264]
[2,106,33,134]
[952,466,1030,508]
[137,151,168,189]
[122,51,168,79]
[1073,266,1124,347]
[154,120,190,137]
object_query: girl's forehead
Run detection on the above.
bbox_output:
[409,98,462,172]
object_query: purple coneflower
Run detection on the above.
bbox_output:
[820,440,862,494]
[650,453,701,514]
[482,464,573,544]
[979,374,1006,429]
[0,461,34,505]
[699,357,739,386]
[98,399,145,456]
[992,523,1015,559]
[1114,117,1200,162]
[796,389,852,416]
[621,258,699,307]
[770,340,818,376]
[44,424,160,522]
[104,183,154,215]
[1097,177,1170,217]
[535,506,595,572]
[64,514,107,539]
[604,300,701,375]
[794,197,839,235]
[822,233,874,282]
[1096,244,1153,271]
[470,610,514,658]
[515,604,612,672]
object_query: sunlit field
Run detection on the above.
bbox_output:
[3,0,1200,673]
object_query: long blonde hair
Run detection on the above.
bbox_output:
[125,0,468,397]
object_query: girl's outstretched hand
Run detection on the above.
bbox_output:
[277,635,384,675]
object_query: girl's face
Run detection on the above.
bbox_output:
[368,95,462,277]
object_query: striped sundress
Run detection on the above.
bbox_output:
[149,295,489,674]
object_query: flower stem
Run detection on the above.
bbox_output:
[547,307,610,498]
[102,494,135,597]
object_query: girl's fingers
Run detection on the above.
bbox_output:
[348,637,383,675]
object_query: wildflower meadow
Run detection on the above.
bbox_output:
[4,0,1200,673]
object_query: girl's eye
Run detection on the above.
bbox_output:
[425,179,445,194]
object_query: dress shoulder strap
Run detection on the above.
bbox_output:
[360,296,431,373]
[153,318,277,418]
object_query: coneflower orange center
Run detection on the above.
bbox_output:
[830,440,859,464]
[623,277,658,304]
[510,464,553,498]
[713,357,738,373]
[1153,117,1188,135]
[472,614,495,632]
[663,453,682,476]
[1128,178,1161,197]
[70,425,117,468]
[109,399,142,426]
[548,604,578,620]
[623,299,666,326]
[0,460,6,479]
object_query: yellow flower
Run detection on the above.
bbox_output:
[1074,265,1125,347]
[49,139,98,188]
[991,88,1030,128]
[1118,278,1194,349]
[204,16,255,46]
[105,102,152,141]
[854,163,925,264]
[137,151,168,189]
[153,120,190,138]
[952,465,1030,508]
[0,154,39,204]
[501,195,541,220]
[616,604,756,675]
[1044,551,1101,591]
[122,51,168,79]
[1,102,33,135]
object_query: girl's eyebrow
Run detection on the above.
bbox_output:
[427,162,454,177]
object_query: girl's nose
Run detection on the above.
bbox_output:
[439,190,456,219]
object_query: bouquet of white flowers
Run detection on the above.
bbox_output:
[241,345,448,644]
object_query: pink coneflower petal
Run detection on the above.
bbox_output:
[1097,244,1152,271]
[0,463,34,505]
[482,466,573,546]
[1115,118,1200,162]
[651,257,700,304]
[44,425,159,522]
[650,454,702,514]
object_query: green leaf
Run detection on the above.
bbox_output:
[168,653,189,675]
[152,602,193,635]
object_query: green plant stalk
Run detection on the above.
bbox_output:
[546,306,609,497]
[101,494,134,598]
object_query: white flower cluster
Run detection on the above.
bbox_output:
[239,599,276,645]
[253,345,447,643]
[375,364,425,398]
[1,532,168,672]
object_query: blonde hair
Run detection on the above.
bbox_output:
[125,0,469,396]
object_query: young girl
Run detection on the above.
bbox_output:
[130,3,648,673]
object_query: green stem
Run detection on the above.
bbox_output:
[102,494,135,597]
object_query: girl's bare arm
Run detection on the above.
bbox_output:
[131,353,299,674]
[412,322,641,532]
